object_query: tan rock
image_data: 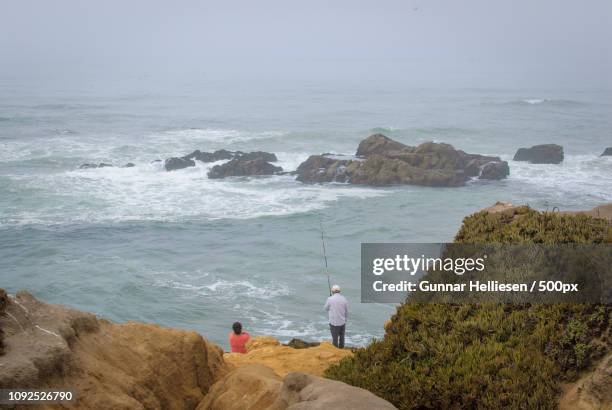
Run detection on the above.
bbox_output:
[199,365,397,410]
[0,291,227,409]
[559,352,612,410]
[224,336,352,377]
[273,372,397,409]
[197,364,283,410]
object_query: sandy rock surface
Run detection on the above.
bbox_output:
[223,336,352,378]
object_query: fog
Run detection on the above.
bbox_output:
[1,0,611,90]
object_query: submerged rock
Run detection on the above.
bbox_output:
[79,163,113,169]
[601,147,612,156]
[164,157,195,171]
[122,163,135,168]
[297,134,508,187]
[513,144,564,164]
[208,157,282,179]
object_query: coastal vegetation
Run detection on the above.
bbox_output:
[326,206,611,409]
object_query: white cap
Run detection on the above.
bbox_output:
[331,284,341,293]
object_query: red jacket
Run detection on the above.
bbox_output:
[229,332,250,354]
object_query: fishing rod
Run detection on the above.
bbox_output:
[319,217,332,296]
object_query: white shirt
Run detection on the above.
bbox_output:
[324,293,348,326]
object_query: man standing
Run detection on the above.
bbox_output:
[324,284,348,348]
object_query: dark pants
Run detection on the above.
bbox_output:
[330,324,345,348]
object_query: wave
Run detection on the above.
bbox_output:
[0,128,288,163]
[506,98,584,106]
[506,154,612,203]
[369,126,400,134]
[159,128,288,145]
[0,155,389,225]
[153,278,290,300]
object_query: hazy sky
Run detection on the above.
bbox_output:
[1,0,611,89]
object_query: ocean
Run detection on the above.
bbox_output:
[1,79,611,349]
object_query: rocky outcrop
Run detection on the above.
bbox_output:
[183,149,278,164]
[296,134,508,187]
[274,372,397,410]
[0,292,396,409]
[559,353,612,410]
[479,161,510,180]
[356,133,408,157]
[513,144,564,164]
[208,157,282,179]
[165,149,279,173]
[184,149,235,163]
[0,290,226,408]
[601,147,612,156]
[296,155,355,183]
[560,203,612,221]
[165,156,196,171]
[224,336,352,377]
[0,289,6,355]
[198,365,397,410]
[197,364,283,410]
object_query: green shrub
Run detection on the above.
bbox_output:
[326,207,611,409]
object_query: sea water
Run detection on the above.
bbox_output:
[1,78,611,348]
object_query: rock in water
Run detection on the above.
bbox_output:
[182,149,278,163]
[236,151,278,162]
[513,144,564,164]
[296,134,508,187]
[296,155,355,183]
[356,133,408,157]
[479,161,510,180]
[208,157,282,179]
[164,157,195,171]
[79,163,113,169]
[183,149,234,162]
[601,147,612,156]
[122,163,135,168]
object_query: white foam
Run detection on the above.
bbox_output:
[153,276,291,300]
[507,155,612,202]
[522,98,547,105]
[0,128,287,163]
[1,155,388,225]
[158,128,287,145]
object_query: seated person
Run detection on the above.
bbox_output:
[228,321,250,353]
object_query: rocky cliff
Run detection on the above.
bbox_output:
[0,291,395,410]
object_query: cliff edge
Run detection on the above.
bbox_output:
[0,291,395,409]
